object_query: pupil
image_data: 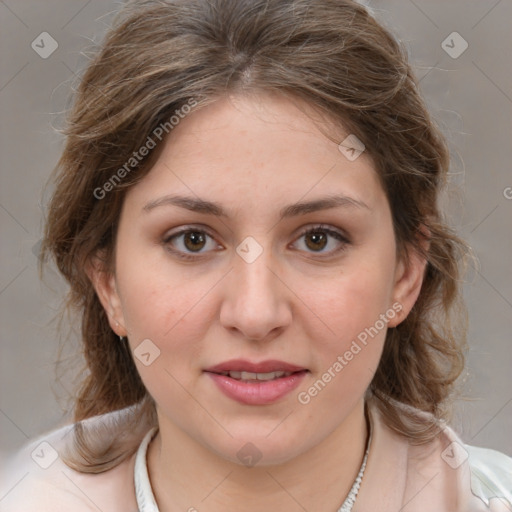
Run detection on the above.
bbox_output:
[306,232,327,251]
[185,232,205,251]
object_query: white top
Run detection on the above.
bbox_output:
[1,402,512,511]
[134,427,159,512]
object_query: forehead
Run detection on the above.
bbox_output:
[125,93,384,215]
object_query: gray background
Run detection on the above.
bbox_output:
[1,0,511,460]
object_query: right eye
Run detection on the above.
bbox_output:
[163,227,222,260]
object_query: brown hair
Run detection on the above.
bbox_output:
[42,0,469,472]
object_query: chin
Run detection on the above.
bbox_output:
[207,424,312,468]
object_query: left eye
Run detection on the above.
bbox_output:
[293,225,349,255]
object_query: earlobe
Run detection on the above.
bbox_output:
[388,246,428,328]
[85,255,128,337]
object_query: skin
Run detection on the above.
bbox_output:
[90,92,427,511]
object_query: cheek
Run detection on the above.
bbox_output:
[115,255,219,373]
[309,260,395,346]
[308,285,389,388]
[116,270,210,416]
[295,279,392,418]
[116,245,190,333]
[295,240,397,395]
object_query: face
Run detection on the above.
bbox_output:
[92,92,425,465]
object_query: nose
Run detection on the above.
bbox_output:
[219,242,292,342]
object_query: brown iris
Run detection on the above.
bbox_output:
[304,231,328,251]
[183,231,207,252]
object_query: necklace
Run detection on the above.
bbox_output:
[135,419,372,512]
[338,423,371,511]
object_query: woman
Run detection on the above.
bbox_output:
[1,0,511,510]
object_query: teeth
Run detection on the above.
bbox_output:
[225,370,292,381]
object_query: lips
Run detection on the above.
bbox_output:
[205,359,306,374]
[204,359,308,405]
[218,370,294,381]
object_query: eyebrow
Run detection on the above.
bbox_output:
[142,193,370,219]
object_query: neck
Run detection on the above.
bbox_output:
[147,399,369,512]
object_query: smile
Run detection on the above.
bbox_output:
[204,359,308,405]
[215,370,295,381]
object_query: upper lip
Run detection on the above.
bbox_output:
[205,359,307,374]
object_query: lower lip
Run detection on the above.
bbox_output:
[206,371,308,405]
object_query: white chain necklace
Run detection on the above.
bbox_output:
[338,427,371,511]
[135,422,372,512]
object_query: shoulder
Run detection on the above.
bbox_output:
[365,400,512,511]
[0,409,140,512]
[398,404,512,511]
[465,443,512,508]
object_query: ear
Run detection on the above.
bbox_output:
[387,228,430,328]
[85,253,127,337]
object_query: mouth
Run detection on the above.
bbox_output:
[204,359,309,405]
[213,370,300,382]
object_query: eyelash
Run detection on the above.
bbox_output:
[162,224,350,261]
